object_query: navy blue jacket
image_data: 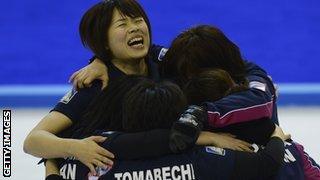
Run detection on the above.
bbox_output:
[52,45,164,124]
[57,131,312,180]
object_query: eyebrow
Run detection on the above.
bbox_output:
[114,18,127,24]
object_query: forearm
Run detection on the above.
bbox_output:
[45,159,60,177]
[196,131,215,145]
[24,111,75,158]
[24,130,76,158]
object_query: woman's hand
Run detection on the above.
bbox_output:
[197,131,253,152]
[271,125,291,141]
[69,136,114,175]
[69,58,109,90]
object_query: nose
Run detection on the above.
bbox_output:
[129,25,139,34]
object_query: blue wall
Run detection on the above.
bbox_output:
[1,0,320,85]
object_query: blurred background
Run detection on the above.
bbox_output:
[0,0,319,179]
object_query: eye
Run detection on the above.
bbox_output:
[135,18,144,23]
[117,23,126,27]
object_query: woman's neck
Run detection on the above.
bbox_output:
[111,58,148,76]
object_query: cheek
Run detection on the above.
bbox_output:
[141,24,149,36]
[107,29,128,57]
[140,25,150,44]
[117,30,127,41]
[110,29,127,46]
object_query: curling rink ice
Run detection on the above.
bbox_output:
[2,107,320,179]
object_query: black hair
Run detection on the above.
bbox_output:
[122,80,187,132]
[162,25,247,86]
[79,76,187,136]
[184,69,248,105]
[79,75,146,136]
[79,0,152,64]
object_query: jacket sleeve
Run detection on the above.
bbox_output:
[230,137,285,180]
[215,118,275,145]
[203,61,276,128]
[52,80,102,124]
[100,129,172,160]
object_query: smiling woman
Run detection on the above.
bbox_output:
[107,8,151,75]
[79,0,151,69]
[23,0,167,179]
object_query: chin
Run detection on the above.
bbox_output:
[130,55,146,60]
[132,50,149,59]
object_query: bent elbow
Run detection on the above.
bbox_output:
[23,133,34,154]
[23,135,30,154]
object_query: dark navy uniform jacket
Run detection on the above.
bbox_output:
[47,42,279,153]
[52,43,277,133]
[52,45,164,125]
[203,61,278,130]
[57,131,315,180]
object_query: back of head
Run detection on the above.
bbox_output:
[162,25,247,85]
[79,0,151,63]
[122,80,187,132]
[184,69,248,105]
[81,75,146,136]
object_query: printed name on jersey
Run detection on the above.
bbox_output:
[60,88,77,104]
[158,48,168,61]
[114,163,195,180]
[249,81,266,92]
[205,146,226,156]
[60,163,76,179]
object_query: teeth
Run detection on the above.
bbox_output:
[128,37,143,46]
